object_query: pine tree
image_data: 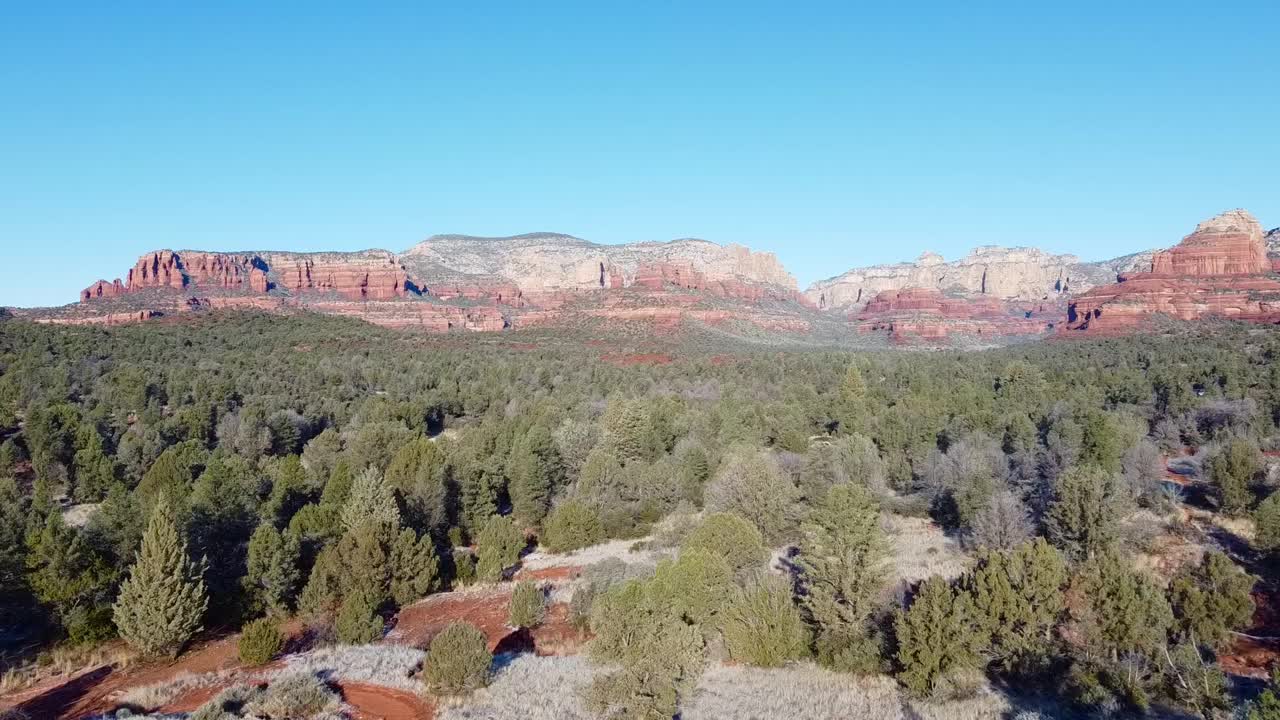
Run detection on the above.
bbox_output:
[796,483,887,671]
[261,455,307,526]
[838,363,868,434]
[384,435,443,493]
[541,500,603,553]
[335,589,384,644]
[72,424,116,502]
[1257,491,1280,553]
[1168,550,1255,650]
[244,523,302,615]
[113,494,208,657]
[602,400,651,464]
[894,576,985,698]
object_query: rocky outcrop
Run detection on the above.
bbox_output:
[855,288,1052,343]
[805,247,1104,311]
[82,250,414,303]
[400,233,800,301]
[1066,209,1280,332]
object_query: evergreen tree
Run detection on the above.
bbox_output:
[960,538,1066,675]
[1073,549,1173,661]
[1168,550,1255,650]
[1208,439,1261,515]
[25,512,118,642]
[335,589,384,644]
[261,455,307,527]
[719,575,809,667]
[244,523,302,615]
[1248,669,1280,720]
[796,483,887,671]
[602,400,651,464]
[385,435,443,493]
[895,576,985,698]
[340,467,401,532]
[72,424,116,502]
[507,424,563,527]
[1257,491,1280,553]
[475,515,525,582]
[113,495,208,656]
[703,448,799,544]
[650,550,735,626]
[1163,641,1231,718]
[390,528,439,606]
[1045,464,1123,559]
[540,500,603,553]
[681,512,765,575]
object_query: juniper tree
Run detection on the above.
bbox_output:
[244,522,302,615]
[960,538,1067,675]
[507,580,546,629]
[719,575,809,667]
[25,511,117,642]
[680,512,765,575]
[335,589,384,644]
[475,514,524,582]
[703,448,799,545]
[340,466,400,532]
[1257,491,1280,553]
[1168,550,1255,650]
[894,576,985,698]
[796,482,887,671]
[650,549,735,626]
[540,499,603,553]
[1073,548,1173,662]
[588,577,705,720]
[113,495,208,656]
[507,424,564,528]
[390,527,439,606]
[1045,464,1124,559]
[1209,438,1261,515]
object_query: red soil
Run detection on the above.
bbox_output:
[339,681,435,720]
[515,565,583,582]
[389,588,515,651]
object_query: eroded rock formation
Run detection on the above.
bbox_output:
[804,246,1110,311]
[1066,209,1280,332]
[855,288,1052,343]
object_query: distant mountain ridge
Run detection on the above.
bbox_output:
[15,208,1280,346]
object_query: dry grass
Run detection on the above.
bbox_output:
[437,655,597,720]
[521,537,670,573]
[117,670,229,711]
[269,644,425,692]
[883,514,970,585]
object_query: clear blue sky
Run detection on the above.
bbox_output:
[3,2,1277,307]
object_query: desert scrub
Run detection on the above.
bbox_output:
[238,618,285,665]
[425,623,492,695]
[275,644,424,691]
[189,684,264,720]
[437,655,598,720]
[244,672,342,718]
[508,580,546,629]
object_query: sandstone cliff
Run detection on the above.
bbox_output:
[400,233,799,301]
[1066,209,1280,332]
[803,246,1118,311]
[854,287,1054,343]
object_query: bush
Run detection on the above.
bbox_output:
[244,672,341,718]
[238,618,285,665]
[336,592,384,644]
[681,512,766,574]
[540,500,604,553]
[425,622,492,695]
[452,550,477,587]
[508,580,546,629]
[703,448,799,544]
[719,575,809,667]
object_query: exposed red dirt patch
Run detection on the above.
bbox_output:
[1221,636,1280,680]
[531,603,586,656]
[389,588,514,651]
[339,681,435,720]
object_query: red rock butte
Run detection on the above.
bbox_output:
[855,287,1053,343]
[1066,209,1280,332]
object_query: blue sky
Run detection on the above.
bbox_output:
[2,2,1277,307]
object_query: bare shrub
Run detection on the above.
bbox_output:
[275,644,424,691]
[244,672,342,719]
